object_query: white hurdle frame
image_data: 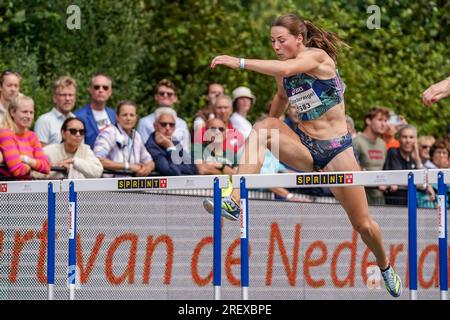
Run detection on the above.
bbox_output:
[428,169,450,300]
[232,170,427,300]
[61,175,229,300]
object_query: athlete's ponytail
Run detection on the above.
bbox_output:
[303,20,346,63]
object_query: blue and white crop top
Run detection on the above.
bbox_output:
[283,71,346,121]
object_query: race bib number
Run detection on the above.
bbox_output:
[287,83,322,114]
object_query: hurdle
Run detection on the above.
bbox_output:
[60,175,228,300]
[428,169,449,300]
[0,180,60,300]
[232,170,426,300]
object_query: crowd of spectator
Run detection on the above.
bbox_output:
[0,70,448,206]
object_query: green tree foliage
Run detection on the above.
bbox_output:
[0,0,449,136]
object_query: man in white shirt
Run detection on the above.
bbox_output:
[34,76,77,145]
[74,74,116,149]
[137,79,190,151]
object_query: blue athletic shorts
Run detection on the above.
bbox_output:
[294,127,353,171]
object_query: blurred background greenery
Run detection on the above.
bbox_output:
[1,0,449,136]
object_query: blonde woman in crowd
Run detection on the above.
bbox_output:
[0,95,50,179]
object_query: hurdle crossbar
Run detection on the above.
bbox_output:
[61,175,229,192]
[0,180,61,193]
[232,170,426,188]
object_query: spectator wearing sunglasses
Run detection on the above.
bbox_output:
[33,117,102,179]
[417,135,436,169]
[417,139,450,208]
[94,101,154,177]
[194,95,245,166]
[0,70,21,124]
[194,118,236,175]
[145,107,220,176]
[137,79,190,152]
[0,95,50,180]
[74,74,116,149]
[34,76,77,146]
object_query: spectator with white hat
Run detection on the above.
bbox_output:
[230,86,255,138]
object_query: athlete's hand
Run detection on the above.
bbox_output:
[422,77,450,107]
[210,55,240,69]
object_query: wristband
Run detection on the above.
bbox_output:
[23,155,29,164]
[124,161,129,171]
[239,58,245,69]
[166,146,176,152]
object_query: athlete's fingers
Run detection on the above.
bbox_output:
[210,57,218,69]
[422,95,432,107]
[422,89,435,106]
[211,56,224,69]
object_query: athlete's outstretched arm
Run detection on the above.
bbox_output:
[422,76,450,107]
[210,50,325,77]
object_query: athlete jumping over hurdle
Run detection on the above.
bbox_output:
[203,13,402,298]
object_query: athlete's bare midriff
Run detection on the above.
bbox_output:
[297,102,347,139]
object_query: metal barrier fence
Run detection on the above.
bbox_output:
[0,170,449,300]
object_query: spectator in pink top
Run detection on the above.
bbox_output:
[0,95,50,179]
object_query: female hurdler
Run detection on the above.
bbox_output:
[204,13,402,298]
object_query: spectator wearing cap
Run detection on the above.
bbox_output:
[383,112,407,150]
[230,86,255,139]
